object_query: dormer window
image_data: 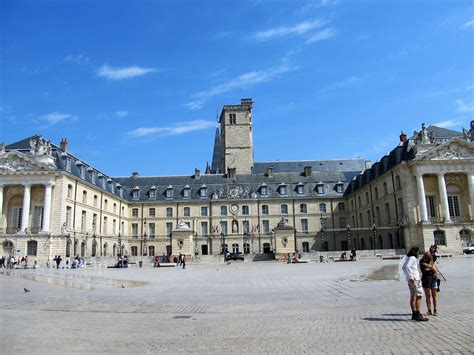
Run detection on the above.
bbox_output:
[316,182,325,194]
[76,161,85,179]
[63,155,71,172]
[200,185,208,198]
[166,185,173,199]
[296,182,305,195]
[108,179,114,193]
[149,186,157,199]
[91,171,96,184]
[183,185,191,199]
[117,184,123,198]
[336,182,344,194]
[279,183,287,195]
[260,183,268,196]
[132,186,140,200]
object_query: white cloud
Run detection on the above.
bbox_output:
[432,119,463,128]
[306,28,336,44]
[186,62,297,110]
[64,54,90,64]
[456,99,474,113]
[253,19,326,42]
[296,0,338,14]
[39,112,78,125]
[116,110,129,118]
[128,120,216,138]
[462,19,474,29]
[318,76,361,95]
[97,64,156,80]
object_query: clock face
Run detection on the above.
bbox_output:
[230,204,239,214]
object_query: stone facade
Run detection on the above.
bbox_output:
[0,107,473,264]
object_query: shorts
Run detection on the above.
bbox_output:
[408,280,423,297]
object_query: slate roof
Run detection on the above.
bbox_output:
[253,159,367,174]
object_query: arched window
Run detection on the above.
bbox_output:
[82,190,87,203]
[434,230,446,246]
[338,202,345,212]
[378,235,383,249]
[302,242,309,252]
[81,241,86,257]
[27,240,37,256]
[395,175,401,190]
[361,238,366,250]
[103,243,108,256]
[67,184,73,198]
[113,244,116,256]
[66,238,71,257]
[388,233,394,249]
[460,229,471,247]
[91,241,97,257]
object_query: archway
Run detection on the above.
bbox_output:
[460,229,471,247]
[2,240,14,257]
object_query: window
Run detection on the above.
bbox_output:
[131,246,138,256]
[395,175,401,190]
[229,113,236,124]
[383,182,388,196]
[201,206,208,217]
[110,182,115,194]
[93,195,98,207]
[166,222,173,235]
[300,204,307,214]
[132,208,139,218]
[434,230,446,246]
[301,219,308,233]
[232,243,239,253]
[184,207,190,217]
[338,202,345,212]
[101,177,106,189]
[112,219,116,235]
[221,206,227,216]
[447,195,460,217]
[66,206,72,228]
[103,216,107,234]
[121,221,124,235]
[279,184,287,195]
[119,187,123,198]
[67,185,73,199]
[113,203,117,214]
[296,183,304,195]
[426,196,436,219]
[149,189,156,199]
[262,220,270,234]
[132,223,138,238]
[82,190,87,204]
[166,186,173,199]
[280,204,288,214]
[365,192,370,205]
[367,210,371,226]
[358,196,361,208]
[148,223,155,237]
[104,199,108,211]
[183,187,191,198]
[27,240,38,256]
[243,221,249,233]
[302,242,309,252]
[91,172,96,184]
[359,213,363,226]
[33,206,43,230]
[149,208,156,217]
[385,203,391,224]
[81,211,86,231]
[374,187,379,200]
[339,217,346,228]
[242,205,249,215]
[336,183,344,194]
[121,206,124,216]
[78,165,85,179]
[166,207,173,217]
[316,183,324,194]
[319,203,326,213]
[66,158,71,171]
[260,184,268,196]
[244,243,250,254]
[398,198,404,219]
[220,221,228,234]
[201,222,208,236]
[148,246,155,256]
[320,218,328,229]
[352,215,356,226]
[200,186,208,198]
[132,189,139,199]
[376,206,381,225]
[92,214,97,233]
[262,205,269,215]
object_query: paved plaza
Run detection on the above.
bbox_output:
[0,256,473,354]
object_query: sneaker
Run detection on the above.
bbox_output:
[433,310,438,316]
[416,314,429,322]
[424,310,432,316]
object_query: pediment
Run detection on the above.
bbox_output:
[416,138,474,161]
[0,151,55,172]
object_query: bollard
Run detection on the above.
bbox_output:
[139,261,143,268]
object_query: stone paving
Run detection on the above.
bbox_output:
[0,256,473,354]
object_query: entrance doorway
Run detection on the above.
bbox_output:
[2,241,14,257]
[263,243,271,253]
[201,244,208,255]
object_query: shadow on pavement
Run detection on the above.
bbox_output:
[363,317,409,322]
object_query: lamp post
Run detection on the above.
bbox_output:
[243,232,249,254]
[142,219,148,256]
[118,232,122,257]
[320,226,325,251]
[346,224,351,250]
[372,223,377,256]
[220,232,226,255]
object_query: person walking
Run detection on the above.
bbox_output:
[402,247,429,321]
[181,254,186,269]
[420,251,438,316]
[55,255,62,269]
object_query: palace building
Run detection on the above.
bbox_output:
[0,99,473,262]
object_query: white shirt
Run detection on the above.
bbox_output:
[402,256,420,281]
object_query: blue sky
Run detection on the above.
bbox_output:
[1,0,473,177]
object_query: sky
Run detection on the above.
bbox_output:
[1,0,473,177]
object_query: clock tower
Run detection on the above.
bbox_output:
[219,98,254,175]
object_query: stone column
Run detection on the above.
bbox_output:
[437,173,452,223]
[467,173,474,219]
[416,174,428,223]
[41,183,53,233]
[0,184,4,231]
[20,184,31,233]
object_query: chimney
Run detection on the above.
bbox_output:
[304,166,312,177]
[241,98,253,108]
[132,172,139,178]
[227,167,236,179]
[60,138,68,152]
[266,166,273,177]
[194,168,201,179]
[399,131,407,143]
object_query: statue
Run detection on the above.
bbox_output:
[232,220,238,234]
[421,123,430,144]
[0,142,5,155]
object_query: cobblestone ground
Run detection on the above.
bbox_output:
[0,256,473,354]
